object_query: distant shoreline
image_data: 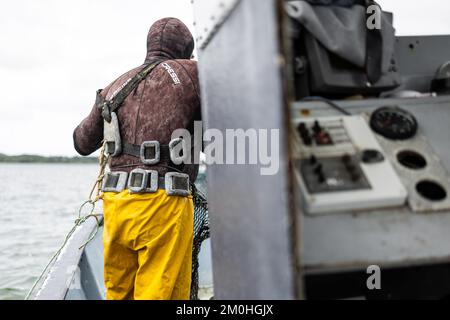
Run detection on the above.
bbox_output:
[0,153,97,164]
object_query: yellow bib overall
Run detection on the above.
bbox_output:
[102,189,193,300]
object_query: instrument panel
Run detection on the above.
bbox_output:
[293,103,450,215]
[293,115,407,214]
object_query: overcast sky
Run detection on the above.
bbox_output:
[0,0,195,156]
[0,0,449,156]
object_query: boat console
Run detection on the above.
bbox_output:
[290,29,450,298]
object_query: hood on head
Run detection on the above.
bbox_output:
[145,17,195,62]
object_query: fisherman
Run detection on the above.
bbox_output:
[73,18,201,300]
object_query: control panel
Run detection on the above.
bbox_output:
[293,115,408,214]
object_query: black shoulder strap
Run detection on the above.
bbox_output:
[97,60,165,122]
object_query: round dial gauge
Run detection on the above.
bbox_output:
[370,106,418,140]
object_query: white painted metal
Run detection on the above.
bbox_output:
[294,115,408,214]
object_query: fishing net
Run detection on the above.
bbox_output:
[190,183,210,300]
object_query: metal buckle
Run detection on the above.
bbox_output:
[144,170,159,193]
[140,141,160,165]
[128,169,148,194]
[102,171,128,193]
[103,112,122,156]
[169,138,188,165]
[165,172,190,197]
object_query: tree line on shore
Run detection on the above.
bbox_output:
[0,153,97,163]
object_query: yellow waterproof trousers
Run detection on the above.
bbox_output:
[102,189,194,300]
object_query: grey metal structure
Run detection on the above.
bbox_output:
[194,0,300,299]
[395,35,450,92]
[191,0,240,50]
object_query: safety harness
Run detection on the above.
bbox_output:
[96,60,189,196]
[96,60,164,157]
[97,60,163,123]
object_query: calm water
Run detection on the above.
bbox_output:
[0,163,213,300]
[0,164,100,300]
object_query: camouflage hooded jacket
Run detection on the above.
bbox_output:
[73,18,201,181]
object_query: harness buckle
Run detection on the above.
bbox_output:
[102,171,128,193]
[128,169,159,194]
[128,169,148,194]
[104,112,122,157]
[140,141,161,165]
[165,172,190,197]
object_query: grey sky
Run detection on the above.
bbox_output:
[378,0,450,36]
[0,0,449,156]
[0,0,195,156]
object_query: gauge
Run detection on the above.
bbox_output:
[370,106,418,140]
[431,61,450,94]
